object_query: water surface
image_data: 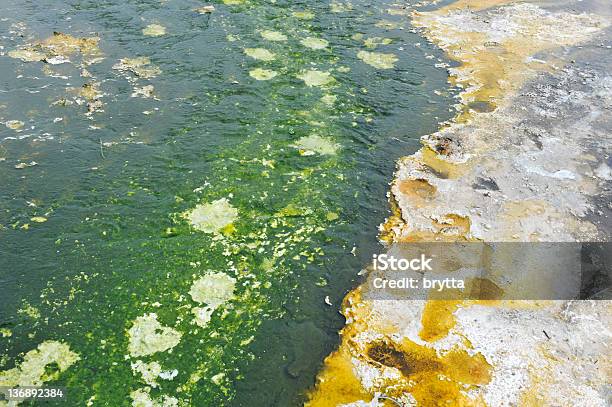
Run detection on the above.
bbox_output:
[0,0,455,405]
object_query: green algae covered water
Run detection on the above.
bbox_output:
[0,0,455,405]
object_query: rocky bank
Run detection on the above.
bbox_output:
[307,1,612,406]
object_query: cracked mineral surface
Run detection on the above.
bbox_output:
[308,1,612,406]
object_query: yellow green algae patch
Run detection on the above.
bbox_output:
[300,37,329,50]
[363,37,392,49]
[191,307,214,328]
[18,302,41,320]
[8,32,101,65]
[131,360,163,387]
[259,30,288,42]
[8,49,45,62]
[243,48,276,61]
[325,212,339,221]
[77,82,102,101]
[30,216,48,223]
[5,120,24,130]
[357,50,398,69]
[330,1,353,13]
[131,360,178,388]
[130,387,178,407]
[291,135,340,156]
[39,33,100,57]
[127,313,182,357]
[183,198,238,233]
[211,372,225,385]
[113,57,162,79]
[375,19,402,29]
[297,70,334,87]
[13,162,37,170]
[320,94,337,106]
[131,85,155,99]
[195,5,215,14]
[189,272,236,327]
[249,68,278,81]
[292,10,315,20]
[275,203,305,218]
[189,273,236,307]
[0,341,79,387]
[142,24,167,37]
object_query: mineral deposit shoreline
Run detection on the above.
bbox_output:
[307,0,611,406]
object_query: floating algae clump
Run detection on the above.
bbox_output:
[8,32,101,64]
[40,33,100,57]
[131,85,155,98]
[189,272,236,328]
[326,212,339,221]
[131,360,178,388]
[292,10,315,20]
[321,94,337,106]
[297,70,334,87]
[113,57,162,79]
[190,273,236,308]
[131,360,162,387]
[244,48,276,61]
[0,341,79,387]
[130,387,178,407]
[78,82,102,100]
[330,1,353,13]
[291,135,340,156]
[127,313,182,357]
[249,68,278,81]
[300,37,329,50]
[184,198,238,233]
[5,120,24,130]
[18,302,41,319]
[260,30,287,42]
[357,50,398,69]
[363,37,392,49]
[143,24,167,37]
[192,307,214,328]
[8,49,45,62]
[195,5,215,14]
